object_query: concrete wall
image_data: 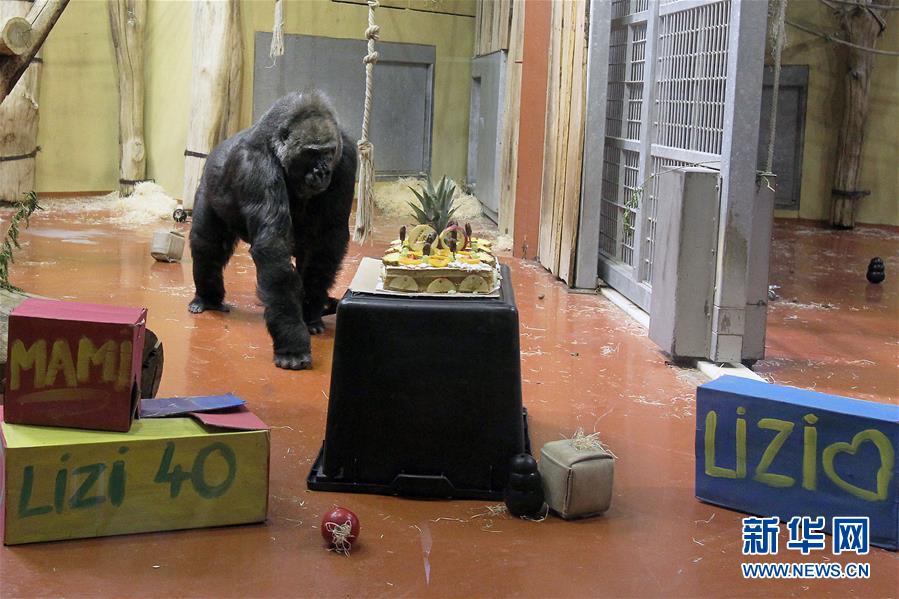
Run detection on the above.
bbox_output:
[774,0,899,226]
[35,0,475,198]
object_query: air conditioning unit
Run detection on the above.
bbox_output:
[648,168,774,364]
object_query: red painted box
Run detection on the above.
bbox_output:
[3,299,147,432]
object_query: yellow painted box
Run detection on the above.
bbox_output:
[0,407,270,545]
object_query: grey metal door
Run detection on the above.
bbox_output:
[253,33,435,177]
[468,51,507,220]
[582,0,766,315]
[757,65,809,210]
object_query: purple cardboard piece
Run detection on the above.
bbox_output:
[189,405,269,431]
[139,393,246,418]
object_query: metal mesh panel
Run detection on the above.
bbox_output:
[621,150,641,265]
[654,0,731,155]
[641,157,690,284]
[599,142,621,257]
[600,147,641,266]
[612,0,650,19]
[626,24,647,142]
[606,26,628,138]
[598,0,734,300]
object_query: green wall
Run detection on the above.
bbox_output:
[773,0,899,226]
[36,0,475,198]
[35,1,118,193]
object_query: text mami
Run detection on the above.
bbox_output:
[704,407,895,502]
[8,337,134,392]
[17,442,238,518]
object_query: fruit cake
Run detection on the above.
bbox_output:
[380,223,500,294]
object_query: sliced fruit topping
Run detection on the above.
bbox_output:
[459,274,490,293]
[428,256,450,268]
[387,276,419,292]
[438,225,468,250]
[407,224,437,245]
[427,278,456,293]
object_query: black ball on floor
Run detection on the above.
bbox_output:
[504,453,545,518]
[866,257,885,284]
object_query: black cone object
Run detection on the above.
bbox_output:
[504,453,545,518]
[867,257,885,284]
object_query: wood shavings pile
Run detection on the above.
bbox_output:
[109,182,177,226]
[373,177,483,222]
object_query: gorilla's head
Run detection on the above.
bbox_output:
[268,91,344,198]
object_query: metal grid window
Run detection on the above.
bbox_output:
[612,0,650,19]
[626,24,647,141]
[654,1,731,155]
[597,0,738,308]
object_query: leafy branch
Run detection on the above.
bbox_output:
[0,191,42,292]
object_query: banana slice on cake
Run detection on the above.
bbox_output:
[387,276,419,292]
[426,278,456,293]
[459,274,490,293]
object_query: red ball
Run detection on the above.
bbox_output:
[320,507,360,554]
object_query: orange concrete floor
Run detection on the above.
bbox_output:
[0,206,896,598]
[757,219,898,405]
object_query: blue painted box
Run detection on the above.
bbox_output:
[696,376,898,550]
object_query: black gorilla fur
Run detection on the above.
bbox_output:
[188,91,356,370]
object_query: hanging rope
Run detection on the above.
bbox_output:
[270,0,284,62]
[765,0,788,174]
[353,0,380,244]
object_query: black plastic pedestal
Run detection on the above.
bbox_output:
[307,265,526,500]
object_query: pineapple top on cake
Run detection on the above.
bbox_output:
[379,176,500,294]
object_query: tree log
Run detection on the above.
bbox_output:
[0,0,68,105]
[0,1,40,204]
[0,16,30,55]
[830,0,893,228]
[108,0,146,196]
[182,0,241,211]
[223,13,242,140]
[497,0,524,237]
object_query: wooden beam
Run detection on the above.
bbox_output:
[536,0,589,283]
[182,0,241,211]
[557,0,588,284]
[108,0,147,196]
[0,0,69,105]
[0,1,41,204]
[0,16,30,55]
[496,0,524,237]
[537,0,563,271]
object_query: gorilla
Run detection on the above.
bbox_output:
[188,91,356,370]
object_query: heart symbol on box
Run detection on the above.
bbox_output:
[822,429,895,502]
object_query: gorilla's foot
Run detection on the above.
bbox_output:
[274,351,313,370]
[307,319,325,335]
[188,296,231,314]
